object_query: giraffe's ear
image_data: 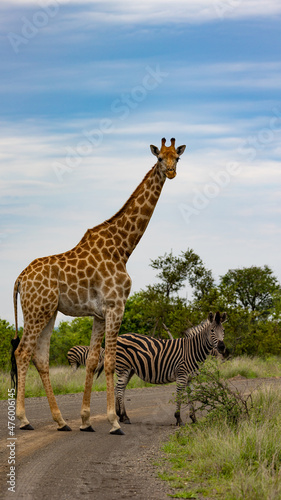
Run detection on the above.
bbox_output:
[150,145,160,157]
[176,145,186,156]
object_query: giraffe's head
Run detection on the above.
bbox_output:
[150,138,186,179]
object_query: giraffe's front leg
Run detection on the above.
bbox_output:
[80,318,105,431]
[104,306,125,435]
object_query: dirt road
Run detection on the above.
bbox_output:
[0,386,179,500]
[1,378,281,500]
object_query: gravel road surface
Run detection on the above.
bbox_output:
[1,377,280,500]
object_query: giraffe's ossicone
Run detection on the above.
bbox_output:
[11,138,186,434]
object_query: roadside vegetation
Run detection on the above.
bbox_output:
[158,358,281,500]
[1,249,280,496]
[1,249,281,374]
[0,366,154,400]
[1,354,281,400]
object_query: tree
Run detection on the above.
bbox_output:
[217,266,281,356]
[120,250,215,339]
[150,249,215,300]
[50,317,94,365]
[120,289,190,339]
[0,319,16,370]
[219,266,280,316]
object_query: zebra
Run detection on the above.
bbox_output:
[97,311,227,426]
[67,345,104,373]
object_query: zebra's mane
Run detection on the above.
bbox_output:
[182,319,210,338]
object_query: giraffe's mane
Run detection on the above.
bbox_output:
[79,165,157,242]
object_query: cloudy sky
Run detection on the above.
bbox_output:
[1,0,281,325]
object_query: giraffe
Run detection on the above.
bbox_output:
[11,137,186,434]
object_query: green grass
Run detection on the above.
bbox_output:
[1,355,281,400]
[219,355,281,380]
[158,370,281,499]
[0,365,154,400]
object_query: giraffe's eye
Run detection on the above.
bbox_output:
[158,157,163,162]
[176,157,180,162]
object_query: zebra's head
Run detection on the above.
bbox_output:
[208,311,227,353]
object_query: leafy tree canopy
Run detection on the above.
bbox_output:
[219,265,280,316]
[2,252,281,370]
[150,249,214,300]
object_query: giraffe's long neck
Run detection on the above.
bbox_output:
[102,163,166,262]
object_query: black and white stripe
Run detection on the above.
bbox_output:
[114,311,226,425]
[67,345,90,371]
[68,311,226,425]
[67,345,105,375]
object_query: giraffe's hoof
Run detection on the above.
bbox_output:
[58,424,72,431]
[20,423,34,430]
[124,419,131,425]
[110,428,125,435]
[80,426,95,432]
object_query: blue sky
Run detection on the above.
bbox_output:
[1,0,281,325]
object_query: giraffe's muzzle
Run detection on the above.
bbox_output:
[166,169,176,179]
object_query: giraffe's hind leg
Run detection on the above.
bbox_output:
[15,313,56,430]
[32,313,70,431]
[15,340,35,430]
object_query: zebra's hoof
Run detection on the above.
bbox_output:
[110,428,125,435]
[20,424,34,430]
[58,424,72,431]
[80,426,95,432]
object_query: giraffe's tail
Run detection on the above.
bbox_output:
[11,281,21,391]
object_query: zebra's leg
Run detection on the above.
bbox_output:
[175,376,189,426]
[177,377,196,424]
[116,369,134,424]
[186,375,197,424]
[186,375,196,423]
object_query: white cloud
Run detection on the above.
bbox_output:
[3,0,281,32]
[2,60,281,96]
[1,103,281,324]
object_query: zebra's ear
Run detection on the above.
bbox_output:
[215,311,221,324]
[208,312,214,322]
[221,312,227,323]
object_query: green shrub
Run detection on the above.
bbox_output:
[160,360,281,499]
